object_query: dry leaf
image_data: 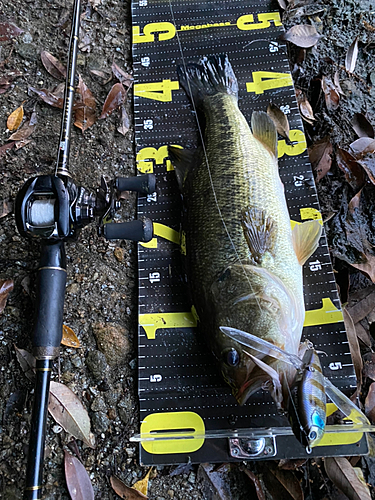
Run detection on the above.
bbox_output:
[48,381,95,448]
[365,382,375,423]
[296,89,315,124]
[0,198,13,218]
[8,119,36,142]
[277,0,288,9]
[267,102,290,142]
[308,137,333,182]
[15,139,32,150]
[343,308,362,392]
[334,71,345,96]
[321,76,340,110]
[350,259,375,283]
[0,279,14,313]
[241,466,266,500]
[278,459,307,470]
[364,352,375,380]
[280,24,320,48]
[117,105,130,136]
[352,113,374,139]
[110,476,148,499]
[89,69,112,85]
[358,157,375,185]
[14,345,36,381]
[112,62,133,87]
[64,451,94,500]
[324,457,371,500]
[74,75,96,132]
[349,137,375,158]
[0,22,24,42]
[336,149,365,191]
[262,464,303,500]
[99,83,126,119]
[29,84,65,108]
[345,37,359,74]
[133,468,153,496]
[62,324,81,348]
[7,104,24,131]
[348,188,362,214]
[355,322,371,348]
[0,141,15,159]
[41,50,66,80]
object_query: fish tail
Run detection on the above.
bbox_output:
[177,54,238,107]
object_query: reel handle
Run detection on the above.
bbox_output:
[103,218,153,242]
[115,173,156,194]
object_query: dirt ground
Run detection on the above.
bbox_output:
[1,0,375,499]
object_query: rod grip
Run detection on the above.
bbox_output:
[115,174,156,194]
[103,218,153,242]
[33,242,67,358]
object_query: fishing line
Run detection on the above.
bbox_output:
[167,0,263,313]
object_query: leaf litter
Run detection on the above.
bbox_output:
[62,324,81,348]
[0,279,14,313]
[324,457,371,500]
[280,24,320,48]
[99,82,127,119]
[7,104,24,131]
[110,475,148,499]
[41,50,67,80]
[64,451,94,500]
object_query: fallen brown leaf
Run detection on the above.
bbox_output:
[29,84,65,108]
[324,457,371,500]
[117,105,130,136]
[0,22,24,42]
[352,113,374,139]
[262,464,303,500]
[350,259,375,283]
[14,345,36,381]
[296,89,315,124]
[48,381,95,448]
[0,198,13,218]
[133,468,153,497]
[267,102,290,142]
[343,308,362,393]
[62,324,81,348]
[74,75,96,132]
[8,119,36,142]
[99,82,127,119]
[349,137,375,158]
[112,62,133,87]
[308,137,333,182]
[0,142,15,159]
[241,466,266,500]
[321,76,340,110]
[345,37,359,74]
[110,476,148,499]
[336,148,366,191]
[348,188,362,214]
[0,279,14,314]
[15,139,33,150]
[7,104,24,131]
[41,50,67,80]
[64,451,94,500]
[89,69,112,85]
[364,352,375,380]
[334,71,345,96]
[358,157,375,185]
[355,322,371,348]
[280,24,320,48]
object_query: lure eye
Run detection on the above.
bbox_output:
[309,430,317,441]
[223,348,240,367]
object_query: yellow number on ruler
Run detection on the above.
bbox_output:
[136,145,183,174]
[237,12,282,30]
[317,403,363,447]
[246,71,293,94]
[141,411,205,454]
[278,130,307,158]
[139,310,197,339]
[134,80,180,102]
[304,298,343,327]
[290,207,323,231]
[140,223,180,249]
[133,22,176,43]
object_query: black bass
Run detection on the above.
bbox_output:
[169,55,322,416]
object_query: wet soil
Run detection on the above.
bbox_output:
[1,0,375,499]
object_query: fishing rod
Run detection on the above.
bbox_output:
[14,0,155,497]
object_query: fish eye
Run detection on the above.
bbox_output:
[223,348,240,367]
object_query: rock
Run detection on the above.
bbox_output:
[15,43,39,61]
[92,322,130,366]
[91,396,107,412]
[91,411,110,433]
[85,350,108,380]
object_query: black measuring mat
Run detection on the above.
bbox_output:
[131,0,368,464]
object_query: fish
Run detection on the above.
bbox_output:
[168,55,322,418]
[221,326,372,451]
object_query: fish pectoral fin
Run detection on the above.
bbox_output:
[168,146,197,190]
[244,350,283,407]
[251,111,277,158]
[292,220,322,266]
[241,207,277,263]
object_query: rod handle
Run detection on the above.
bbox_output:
[103,218,153,242]
[115,174,156,194]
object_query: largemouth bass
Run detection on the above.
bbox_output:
[169,55,322,426]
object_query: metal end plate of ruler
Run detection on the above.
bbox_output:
[132,0,368,465]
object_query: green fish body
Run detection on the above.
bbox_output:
[169,55,322,407]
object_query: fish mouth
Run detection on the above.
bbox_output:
[235,380,256,406]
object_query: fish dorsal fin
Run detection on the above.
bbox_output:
[292,220,322,266]
[168,146,196,191]
[241,207,276,264]
[251,111,277,158]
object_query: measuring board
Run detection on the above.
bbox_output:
[131,0,368,465]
